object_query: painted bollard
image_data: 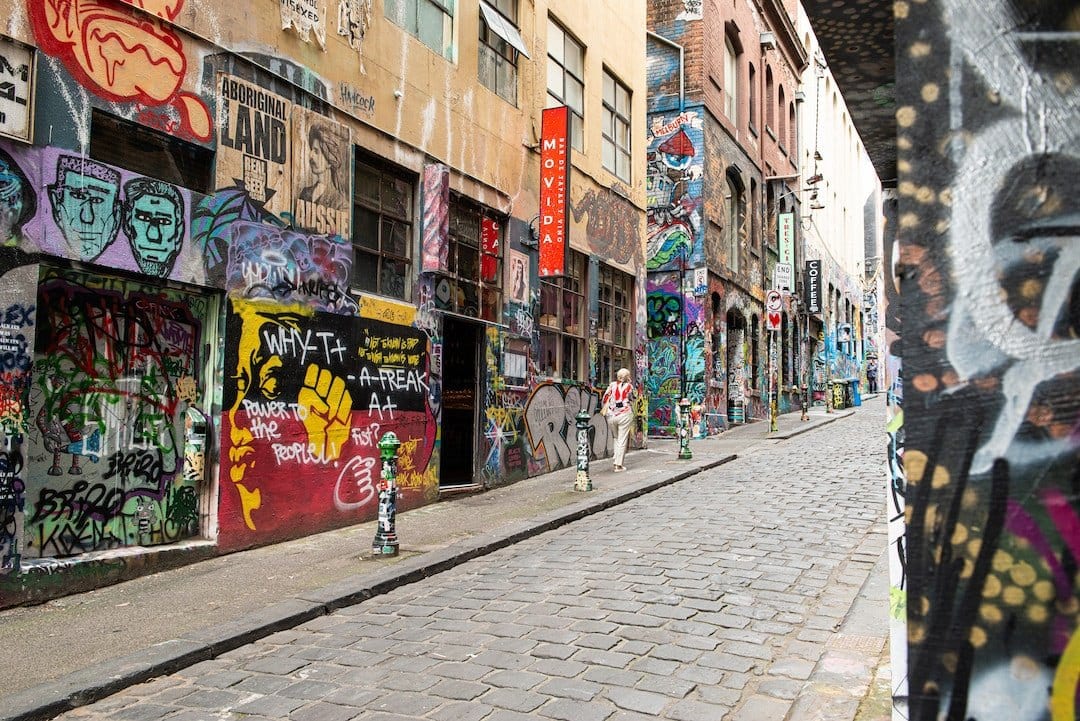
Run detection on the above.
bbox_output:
[574,409,592,492]
[678,397,693,460]
[372,431,401,557]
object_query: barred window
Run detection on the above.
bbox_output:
[432,199,503,322]
[351,155,414,300]
[597,264,634,384]
[538,251,586,381]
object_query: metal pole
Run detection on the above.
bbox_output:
[574,409,592,491]
[768,331,778,433]
[372,432,401,556]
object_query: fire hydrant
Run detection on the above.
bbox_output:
[678,397,693,460]
[574,409,593,492]
[372,431,401,557]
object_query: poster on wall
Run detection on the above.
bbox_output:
[216,74,293,217]
[281,0,327,48]
[0,37,35,143]
[506,248,529,304]
[291,108,351,236]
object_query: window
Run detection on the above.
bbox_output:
[725,171,744,274]
[547,18,584,151]
[789,103,797,155]
[602,69,631,181]
[479,0,528,105]
[723,36,738,121]
[90,110,212,192]
[749,178,759,254]
[351,155,414,300]
[385,0,454,59]
[748,63,757,135]
[778,86,786,149]
[765,66,775,132]
[433,198,503,322]
[597,264,633,385]
[538,251,586,380]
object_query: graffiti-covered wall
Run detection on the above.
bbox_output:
[899,1,1080,719]
[646,109,705,434]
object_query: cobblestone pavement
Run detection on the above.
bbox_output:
[56,407,885,721]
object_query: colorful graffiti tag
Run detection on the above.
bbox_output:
[220,299,435,551]
[523,382,608,473]
[24,269,208,558]
[900,1,1080,719]
[29,0,212,141]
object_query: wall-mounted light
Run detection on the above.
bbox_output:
[814,151,823,161]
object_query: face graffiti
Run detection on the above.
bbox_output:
[47,157,121,261]
[122,178,185,277]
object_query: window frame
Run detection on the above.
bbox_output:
[726,171,744,275]
[432,196,504,323]
[350,153,415,301]
[601,68,631,182]
[385,0,455,60]
[478,0,521,105]
[546,17,585,152]
[89,109,213,192]
[538,250,586,381]
[723,36,738,122]
[596,263,634,386]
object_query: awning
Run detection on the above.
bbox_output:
[479,0,531,59]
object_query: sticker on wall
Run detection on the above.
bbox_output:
[281,0,328,48]
[0,37,35,143]
[292,108,351,236]
[337,0,373,62]
[216,74,293,218]
[676,0,703,21]
[506,248,529,305]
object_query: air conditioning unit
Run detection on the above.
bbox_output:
[760,32,777,50]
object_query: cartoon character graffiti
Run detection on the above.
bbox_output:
[29,0,212,141]
[47,156,121,261]
[0,148,36,247]
[122,177,185,277]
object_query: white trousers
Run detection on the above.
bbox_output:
[607,411,634,466]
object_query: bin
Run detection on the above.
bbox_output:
[831,380,847,409]
[843,379,855,408]
[851,379,862,407]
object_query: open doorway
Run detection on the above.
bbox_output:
[439,316,481,488]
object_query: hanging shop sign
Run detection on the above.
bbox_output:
[538,105,570,277]
[0,37,35,143]
[804,259,822,314]
[778,212,795,267]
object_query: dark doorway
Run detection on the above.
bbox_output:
[440,316,481,488]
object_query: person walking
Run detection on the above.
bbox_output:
[866,358,879,394]
[602,368,636,472]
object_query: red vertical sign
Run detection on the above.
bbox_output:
[480,217,500,282]
[538,106,569,277]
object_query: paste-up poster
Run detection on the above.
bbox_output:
[281,0,327,48]
[291,108,351,236]
[216,74,293,217]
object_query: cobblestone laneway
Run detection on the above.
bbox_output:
[58,408,885,721]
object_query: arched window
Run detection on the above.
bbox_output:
[765,66,774,131]
[725,169,745,274]
[778,85,786,148]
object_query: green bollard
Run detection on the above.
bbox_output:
[372,432,401,557]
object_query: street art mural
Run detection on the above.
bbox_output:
[0,146,38,248]
[899,1,1080,719]
[570,184,641,265]
[646,109,705,436]
[226,221,356,314]
[220,299,436,551]
[0,247,37,574]
[28,0,213,142]
[646,110,704,272]
[192,180,287,287]
[23,269,209,559]
[523,382,609,473]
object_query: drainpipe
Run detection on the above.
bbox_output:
[647,30,685,112]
